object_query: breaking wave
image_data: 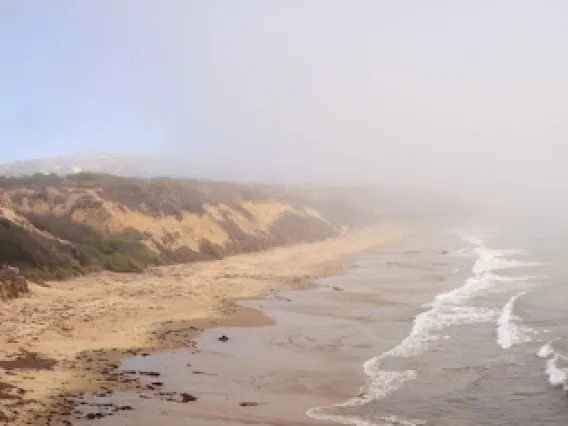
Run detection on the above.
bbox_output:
[497,292,533,349]
[538,341,568,389]
[308,232,539,425]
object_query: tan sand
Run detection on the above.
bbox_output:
[0,223,409,425]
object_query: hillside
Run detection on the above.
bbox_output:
[0,173,382,286]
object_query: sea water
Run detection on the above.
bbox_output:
[308,221,568,425]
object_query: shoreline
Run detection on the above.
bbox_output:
[0,223,410,425]
[64,223,446,426]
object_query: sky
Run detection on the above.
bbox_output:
[1,1,568,191]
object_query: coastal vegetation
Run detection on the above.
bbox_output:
[0,173,382,287]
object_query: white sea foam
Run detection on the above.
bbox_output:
[305,412,426,426]
[546,356,567,387]
[471,247,541,275]
[496,248,529,256]
[496,292,534,349]
[457,233,485,246]
[538,339,568,390]
[339,370,417,407]
[379,305,496,359]
[538,341,555,358]
[378,415,427,426]
[486,273,539,283]
[537,341,568,391]
[307,232,539,425]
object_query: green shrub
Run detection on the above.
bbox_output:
[103,252,144,273]
[21,213,164,276]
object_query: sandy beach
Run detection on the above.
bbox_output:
[0,223,409,425]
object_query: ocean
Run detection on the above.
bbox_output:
[308,224,568,425]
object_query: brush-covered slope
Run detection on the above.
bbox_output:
[0,173,381,282]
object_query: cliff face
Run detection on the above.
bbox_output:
[0,173,381,283]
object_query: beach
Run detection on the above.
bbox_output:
[54,222,464,426]
[60,227,461,426]
[0,223,409,425]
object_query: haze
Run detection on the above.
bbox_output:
[1,1,567,202]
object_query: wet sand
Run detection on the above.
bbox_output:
[61,230,460,426]
[0,224,409,425]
